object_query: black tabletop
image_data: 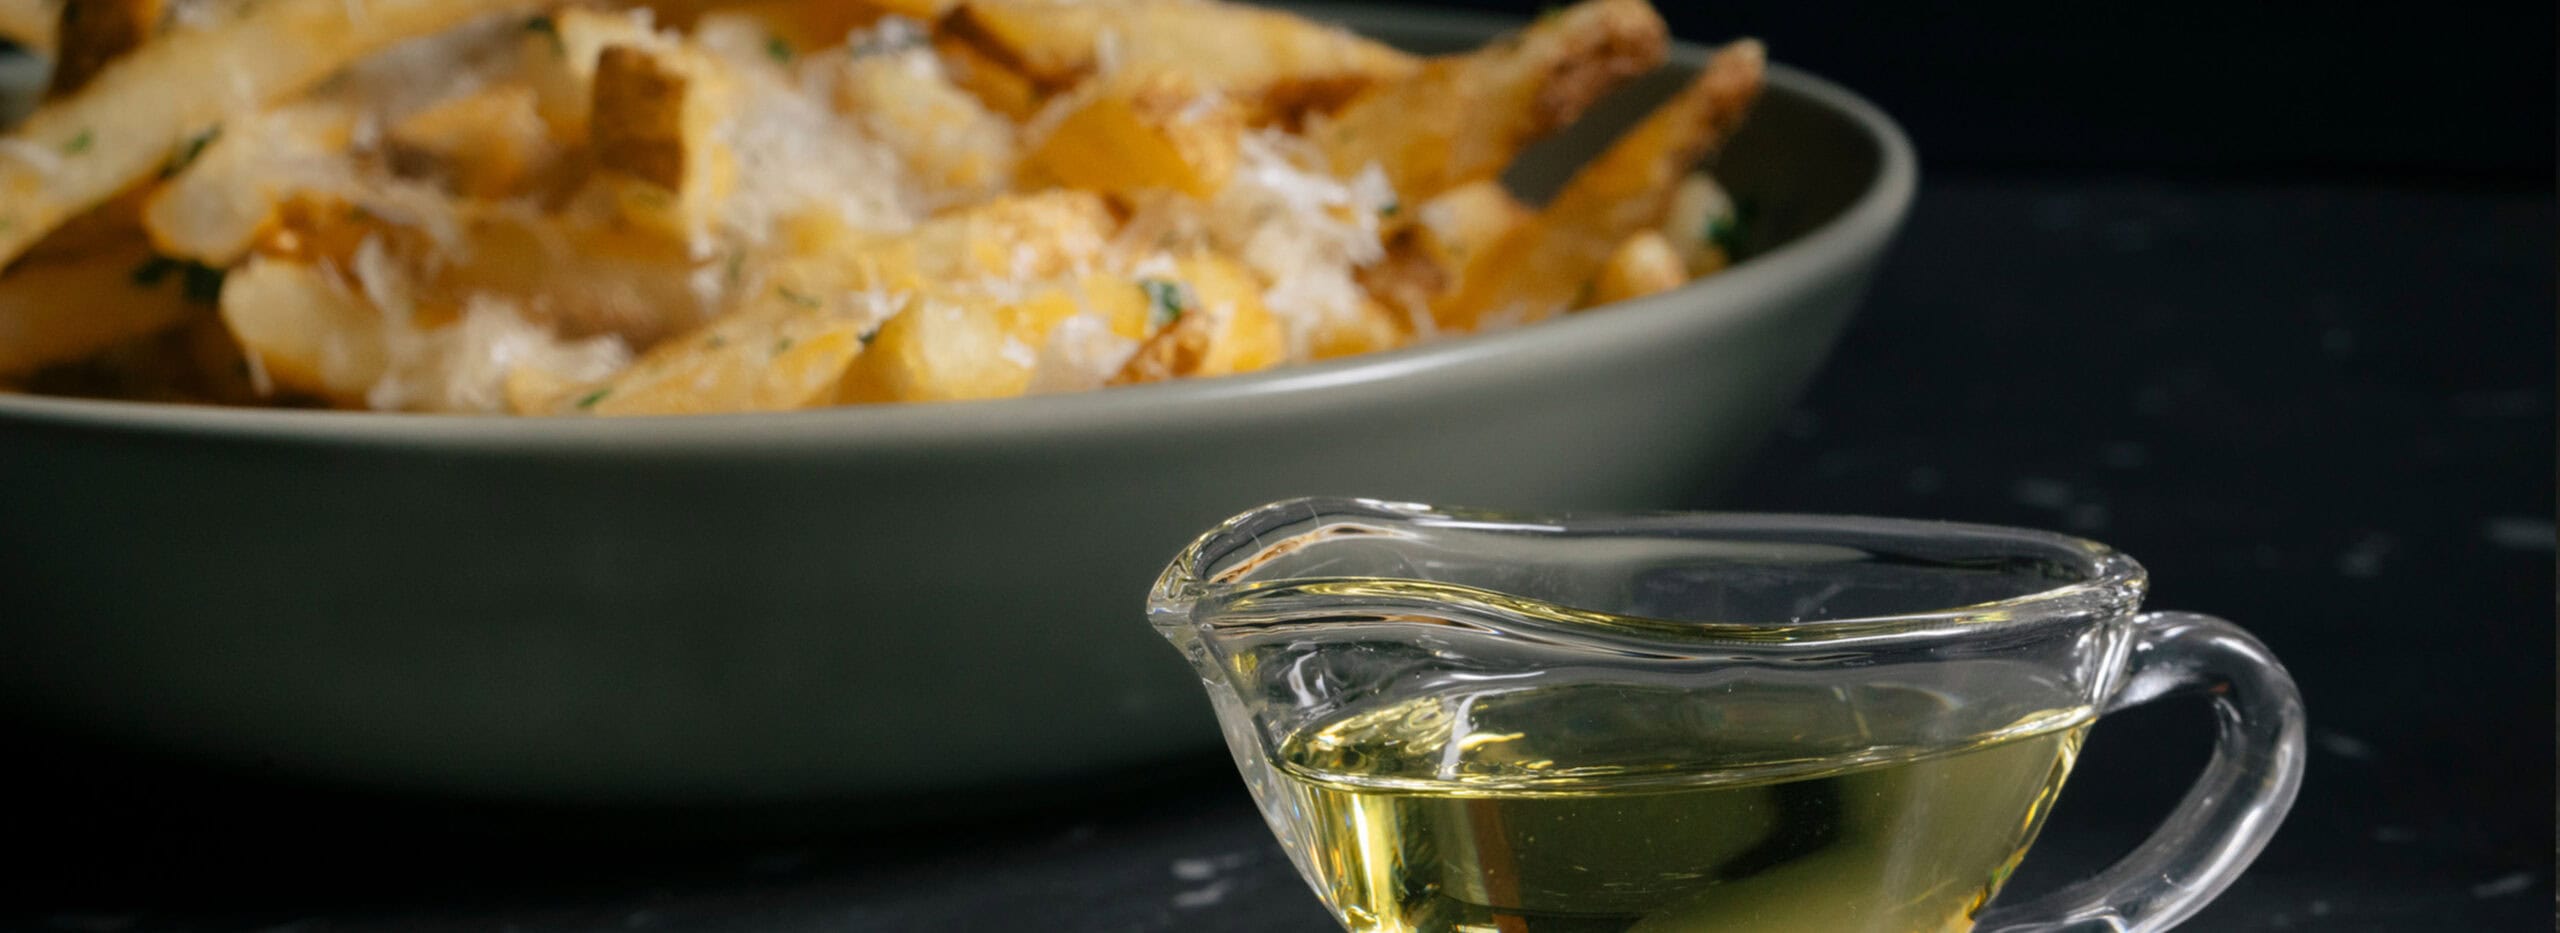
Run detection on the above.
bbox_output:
[10,177,2551,932]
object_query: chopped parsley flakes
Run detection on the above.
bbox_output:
[1139,278,1190,328]
[163,127,219,177]
[131,255,226,303]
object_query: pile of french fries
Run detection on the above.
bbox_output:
[0,0,1762,414]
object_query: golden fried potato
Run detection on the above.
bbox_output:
[140,102,355,265]
[590,41,737,238]
[1535,40,1763,256]
[216,254,386,402]
[838,44,1019,208]
[1434,38,1764,330]
[1305,297,1408,361]
[426,206,711,344]
[947,0,1417,124]
[1358,178,1530,322]
[773,189,1116,297]
[386,82,560,200]
[1660,170,1738,276]
[1024,70,1241,200]
[538,294,870,416]
[522,7,661,142]
[930,31,1045,121]
[1109,254,1283,384]
[839,275,1148,403]
[1585,229,1684,307]
[0,238,200,375]
[48,0,159,97]
[643,0,905,52]
[0,0,547,267]
[1312,0,1665,205]
[0,0,53,58]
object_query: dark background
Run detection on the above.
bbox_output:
[1447,0,2557,184]
[5,2,2552,931]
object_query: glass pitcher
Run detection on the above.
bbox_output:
[1149,498,2304,933]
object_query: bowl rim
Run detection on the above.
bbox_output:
[0,9,1916,451]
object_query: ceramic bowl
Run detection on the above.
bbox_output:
[0,7,1914,806]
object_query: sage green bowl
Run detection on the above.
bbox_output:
[0,8,1913,807]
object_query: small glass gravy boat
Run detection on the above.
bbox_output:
[1151,497,2303,933]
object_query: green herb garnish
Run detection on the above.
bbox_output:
[162,127,219,177]
[776,286,820,308]
[773,336,796,354]
[1705,197,1757,256]
[1139,278,1189,328]
[575,387,611,409]
[526,15,563,54]
[181,263,227,303]
[766,36,793,63]
[130,255,181,287]
[133,255,225,302]
[62,130,92,155]
[1379,198,1400,218]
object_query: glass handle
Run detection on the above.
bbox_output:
[1974,611,2308,933]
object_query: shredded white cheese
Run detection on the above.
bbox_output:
[710,59,917,249]
[1200,130,1396,360]
[1023,314,1139,394]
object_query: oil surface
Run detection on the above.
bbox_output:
[1274,684,2089,933]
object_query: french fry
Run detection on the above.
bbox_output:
[643,0,904,51]
[224,250,638,411]
[590,40,736,238]
[1533,41,1763,259]
[1109,253,1283,384]
[0,0,54,58]
[386,82,560,199]
[216,254,386,403]
[0,0,547,267]
[1357,178,1529,322]
[0,0,1772,413]
[1434,38,1764,330]
[838,44,1019,208]
[1023,70,1241,201]
[774,189,1116,297]
[539,292,870,415]
[522,7,661,142]
[838,275,1149,403]
[930,31,1043,121]
[1660,170,1738,276]
[1584,229,1684,307]
[423,205,711,344]
[1312,0,1665,205]
[47,0,159,97]
[142,101,356,264]
[946,0,1416,124]
[0,237,200,375]
[1302,297,1404,361]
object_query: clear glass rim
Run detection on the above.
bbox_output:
[1153,497,2149,648]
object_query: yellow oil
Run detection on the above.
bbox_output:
[1273,684,2089,933]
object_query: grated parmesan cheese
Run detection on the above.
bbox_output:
[1198,129,1396,360]
[365,296,631,412]
[1023,313,1140,394]
[342,235,630,412]
[708,54,917,251]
